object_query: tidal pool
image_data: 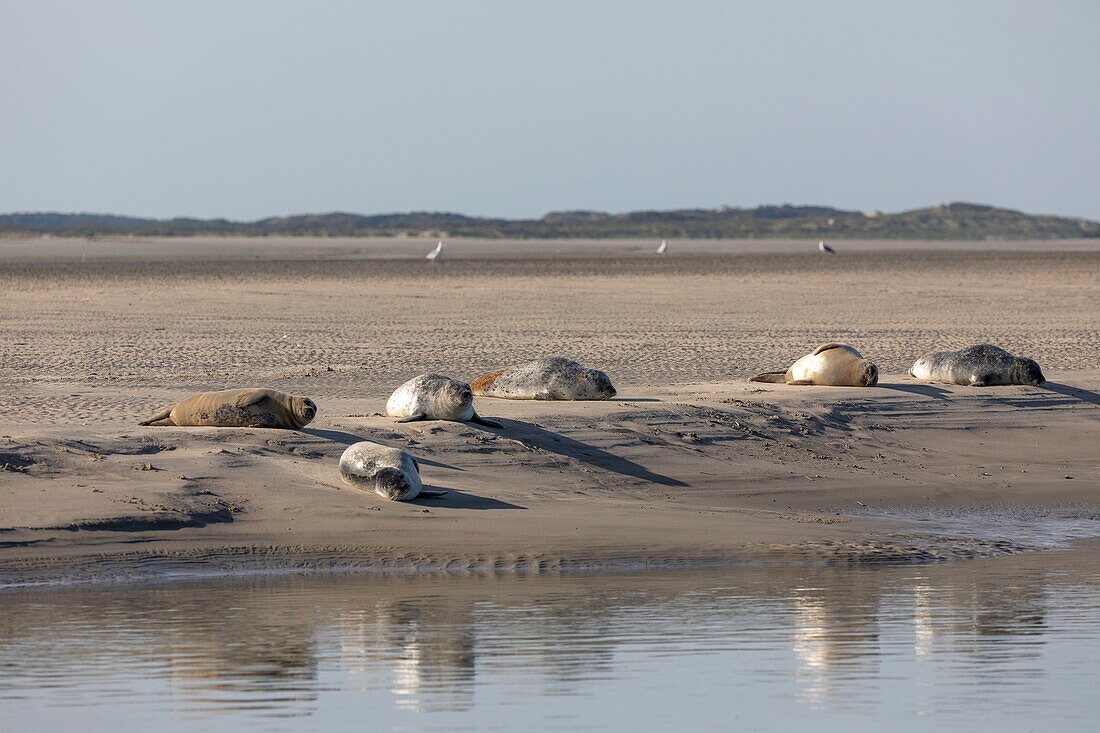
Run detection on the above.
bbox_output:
[3,541,1100,732]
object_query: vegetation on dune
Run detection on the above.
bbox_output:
[1,202,1097,239]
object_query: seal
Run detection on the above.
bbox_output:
[470,357,617,400]
[339,441,438,501]
[385,374,502,427]
[749,343,879,386]
[909,344,1045,386]
[138,388,317,428]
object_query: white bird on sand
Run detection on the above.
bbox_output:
[656,239,668,255]
[426,240,443,261]
[818,240,836,254]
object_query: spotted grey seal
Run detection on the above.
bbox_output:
[470,357,617,400]
[386,374,502,427]
[339,441,437,501]
[750,343,879,387]
[909,344,1045,386]
[138,388,316,428]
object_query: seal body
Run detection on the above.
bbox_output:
[750,343,879,387]
[909,344,1045,386]
[470,358,617,400]
[339,441,422,501]
[386,374,501,427]
[139,388,317,428]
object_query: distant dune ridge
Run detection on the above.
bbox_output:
[2,202,1098,239]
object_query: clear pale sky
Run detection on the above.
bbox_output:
[2,1,1098,221]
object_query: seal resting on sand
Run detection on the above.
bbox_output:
[750,343,879,386]
[909,344,1045,386]
[386,374,501,427]
[138,388,317,428]
[339,441,441,501]
[470,358,617,400]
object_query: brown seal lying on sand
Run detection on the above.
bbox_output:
[138,388,317,428]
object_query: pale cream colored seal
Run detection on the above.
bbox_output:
[138,388,316,428]
[386,374,501,427]
[750,343,879,386]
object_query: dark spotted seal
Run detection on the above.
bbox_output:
[909,344,1045,386]
[470,358,617,400]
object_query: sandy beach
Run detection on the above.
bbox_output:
[2,237,1098,585]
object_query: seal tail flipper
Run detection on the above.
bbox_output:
[138,407,172,426]
[396,412,427,423]
[749,371,787,383]
[470,412,503,429]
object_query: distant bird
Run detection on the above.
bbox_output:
[426,240,443,261]
[656,239,668,255]
[818,240,836,254]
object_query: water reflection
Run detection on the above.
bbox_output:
[339,599,478,711]
[2,544,1099,730]
[791,570,882,703]
[163,599,321,715]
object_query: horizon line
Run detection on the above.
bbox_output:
[3,200,1098,225]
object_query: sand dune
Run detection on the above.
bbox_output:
[1,239,1098,584]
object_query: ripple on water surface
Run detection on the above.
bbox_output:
[3,540,1100,731]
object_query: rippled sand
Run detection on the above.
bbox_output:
[1,237,1098,583]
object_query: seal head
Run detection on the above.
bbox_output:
[290,396,318,428]
[586,368,618,399]
[1009,356,1045,386]
[855,359,879,387]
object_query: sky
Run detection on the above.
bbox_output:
[2,1,1098,221]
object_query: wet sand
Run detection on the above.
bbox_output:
[1,237,1098,584]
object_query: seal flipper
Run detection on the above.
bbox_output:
[786,379,814,386]
[749,371,787,383]
[470,412,503,429]
[138,407,173,426]
[236,391,270,408]
[812,343,848,355]
[419,489,448,498]
[396,412,427,423]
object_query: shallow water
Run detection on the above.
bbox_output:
[3,542,1100,732]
